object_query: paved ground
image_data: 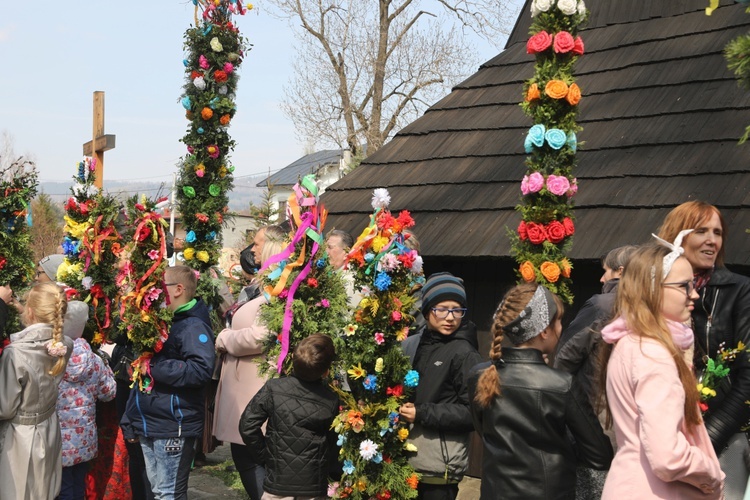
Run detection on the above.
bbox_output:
[188,443,481,499]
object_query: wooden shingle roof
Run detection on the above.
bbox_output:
[322,0,750,266]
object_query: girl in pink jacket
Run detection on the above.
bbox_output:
[600,238,724,499]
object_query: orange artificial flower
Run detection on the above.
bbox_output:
[540,261,561,283]
[525,83,541,102]
[406,474,419,489]
[566,83,582,106]
[220,114,231,125]
[560,258,572,278]
[545,80,569,100]
[520,261,536,282]
[201,107,213,120]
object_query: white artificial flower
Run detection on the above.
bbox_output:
[371,188,391,210]
[558,0,578,15]
[411,255,424,274]
[218,85,228,95]
[359,439,379,460]
[193,77,206,90]
[577,0,586,17]
[81,276,93,290]
[532,0,553,17]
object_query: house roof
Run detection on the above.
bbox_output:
[321,0,750,267]
[258,149,346,188]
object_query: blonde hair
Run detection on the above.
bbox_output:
[598,245,701,427]
[24,282,68,376]
[166,265,198,299]
[474,283,563,409]
[260,231,289,267]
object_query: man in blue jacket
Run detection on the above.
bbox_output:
[121,265,215,499]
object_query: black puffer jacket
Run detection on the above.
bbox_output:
[693,267,750,454]
[468,348,613,500]
[239,375,339,497]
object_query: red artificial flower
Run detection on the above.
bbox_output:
[573,36,585,55]
[699,402,709,413]
[306,277,319,288]
[190,70,202,79]
[136,226,152,242]
[525,222,548,245]
[546,220,566,244]
[196,213,209,223]
[562,217,575,236]
[527,30,552,54]
[135,203,146,211]
[154,340,164,353]
[0,257,6,270]
[64,197,77,212]
[65,288,79,300]
[387,385,404,397]
[214,70,228,83]
[215,212,224,224]
[377,211,396,230]
[383,454,392,464]
[553,31,575,54]
[396,210,415,228]
[376,492,392,500]
[397,252,415,269]
[518,220,528,241]
[90,284,105,298]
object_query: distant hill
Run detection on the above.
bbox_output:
[39,175,267,212]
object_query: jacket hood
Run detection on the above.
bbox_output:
[601,316,629,344]
[601,279,619,295]
[64,338,93,383]
[601,316,694,350]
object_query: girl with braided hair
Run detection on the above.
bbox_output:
[0,282,74,499]
[468,283,612,499]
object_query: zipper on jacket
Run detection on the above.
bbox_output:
[136,390,148,437]
[171,394,184,437]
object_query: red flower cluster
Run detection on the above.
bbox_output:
[518,217,575,245]
[376,209,415,233]
[214,69,228,83]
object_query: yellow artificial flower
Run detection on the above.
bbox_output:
[196,250,210,263]
[371,235,389,253]
[404,443,418,452]
[374,358,384,373]
[347,363,366,379]
[210,37,224,52]
[344,324,358,336]
[183,248,195,260]
[356,480,367,492]
[398,428,409,441]
[63,215,87,239]
[141,312,151,323]
[247,3,254,10]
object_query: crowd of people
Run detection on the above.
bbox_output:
[0,199,745,499]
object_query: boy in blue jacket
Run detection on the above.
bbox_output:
[121,265,215,499]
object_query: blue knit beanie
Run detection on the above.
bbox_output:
[421,272,467,317]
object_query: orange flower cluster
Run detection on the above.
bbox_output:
[544,80,582,105]
[406,474,419,489]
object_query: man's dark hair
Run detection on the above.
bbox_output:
[293,334,336,381]
[327,229,354,251]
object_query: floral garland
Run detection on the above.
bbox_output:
[0,158,38,335]
[176,0,249,314]
[57,157,122,347]
[116,195,172,393]
[258,174,349,377]
[511,0,588,304]
[329,188,422,499]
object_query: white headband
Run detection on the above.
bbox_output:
[652,229,694,279]
[502,286,557,345]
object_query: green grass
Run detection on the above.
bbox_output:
[198,459,250,499]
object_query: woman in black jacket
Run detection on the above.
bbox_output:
[659,200,750,498]
[400,272,482,500]
[468,283,613,500]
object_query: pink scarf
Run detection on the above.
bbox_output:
[602,316,694,350]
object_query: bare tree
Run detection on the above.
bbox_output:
[269,0,516,156]
[30,193,64,263]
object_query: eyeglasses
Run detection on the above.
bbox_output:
[431,307,467,319]
[663,280,695,297]
[164,282,180,287]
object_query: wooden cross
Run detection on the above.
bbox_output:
[82,91,116,189]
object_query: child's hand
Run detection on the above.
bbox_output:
[399,402,416,423]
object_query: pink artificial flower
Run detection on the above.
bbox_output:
[199,55,209,69]
[521,175,530,195]
[318,299,330,308]
[380,253,399,272]
[187,145,195,154]
[279,289,289,299]
[527,172,545,193]
[207,145,220,159]
[223,62,234,73]
[196,169,205,178]
[573,36,585,55]
[546,174,571,196]
[374,332,385,345]
[568,178,579,197]
[391,310,402,322]
[148,249,161,260]
[553,31,575,53]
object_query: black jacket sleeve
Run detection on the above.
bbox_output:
[565,376,613,470]
[239,383,271,466]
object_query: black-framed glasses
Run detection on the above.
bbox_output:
[431,307,467,319]
[164,282,180,287]
[663,280,695,297]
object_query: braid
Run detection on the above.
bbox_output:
[48,289,67,376]
[473,298,510,409]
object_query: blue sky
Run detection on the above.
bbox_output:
[1,2,523,188]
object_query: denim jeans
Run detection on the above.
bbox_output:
[140,436,197,500]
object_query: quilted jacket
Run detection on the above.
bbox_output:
[57,338,116,467]
[239,375,339,497]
